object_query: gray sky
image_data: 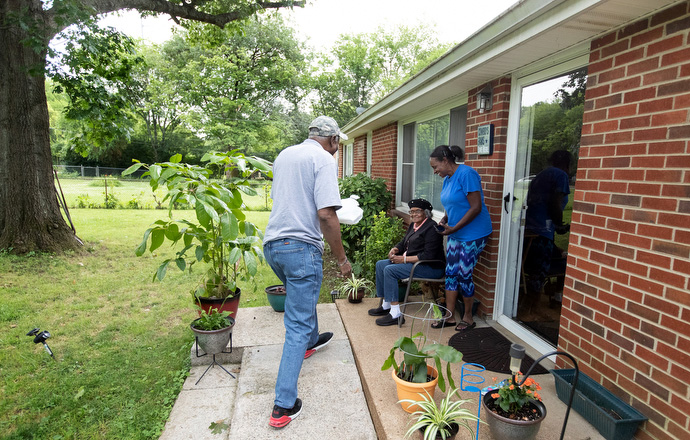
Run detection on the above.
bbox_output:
[100,0,517,49]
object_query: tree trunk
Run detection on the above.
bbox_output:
[0,1,82,254]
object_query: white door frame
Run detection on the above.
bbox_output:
[493,52,589,357]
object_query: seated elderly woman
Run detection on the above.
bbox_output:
[368,198,446,326]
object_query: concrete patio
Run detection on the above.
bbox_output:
[159,296,606,439]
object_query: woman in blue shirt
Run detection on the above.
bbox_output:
[429,145,492,331]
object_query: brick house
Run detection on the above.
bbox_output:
[339,1,690,438]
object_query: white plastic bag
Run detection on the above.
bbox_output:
[337,195,363,225]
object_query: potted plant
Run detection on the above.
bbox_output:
[265,284,286,312]
[381,303,464,413]
[124,151,272,319]
[482,372,546,440]
[190,307,235,355]
[336,274,373,303]
[401,388,479,440]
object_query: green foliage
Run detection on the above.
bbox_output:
[75,194,93,208]
[311,24,453,126]
[49,25,144,156]
[527,68,586,173]
[164,15,309,159]
[336,274,374,299]
[103,193,120,209]
[381,304,464,392]
[125,151,273,299]
[491,374,543,415]
[338,174,393,257]
[402,388,478,440]
[352,212,405,282]
[191,307,232,331]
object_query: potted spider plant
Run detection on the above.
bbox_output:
[382,302,464,413]
[401,388,478,440]
[124,151,272,320]
[336,274,373,303]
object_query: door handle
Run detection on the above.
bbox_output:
[503,193,516,213]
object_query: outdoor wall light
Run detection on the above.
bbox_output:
[477,88,493,113]
[509,342,579,440]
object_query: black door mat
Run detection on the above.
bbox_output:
[448,326,549,375]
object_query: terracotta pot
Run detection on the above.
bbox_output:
[482,392,547,440]
[195,288,241,320]
[265,285,286,312]
[392,365,438,413]
[190,316,235,354]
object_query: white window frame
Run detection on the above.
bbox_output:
[396,96,468,218]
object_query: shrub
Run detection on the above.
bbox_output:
[103,193,120,209]
[75,194,93,208]
[352,211,405,281]
[339,174,392,255]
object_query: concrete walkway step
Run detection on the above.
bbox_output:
[159,304,376,440]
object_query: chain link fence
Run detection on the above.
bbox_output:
[54,165,147,179]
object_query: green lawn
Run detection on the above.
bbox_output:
[56,177,272,211]
[0,208,319,440]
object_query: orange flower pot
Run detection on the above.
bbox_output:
[392,365,438,413]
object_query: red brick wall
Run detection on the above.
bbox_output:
[465,77,511,315]
[353,136,367,175]
[370,123,398,195]
[563,3,690,439]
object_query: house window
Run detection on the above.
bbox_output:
[401,106,466,212]
[343,143,354,176]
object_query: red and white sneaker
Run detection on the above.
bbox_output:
[269,398,302,428]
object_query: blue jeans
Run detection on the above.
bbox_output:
[375,259,445,303]
[264,239,323,409]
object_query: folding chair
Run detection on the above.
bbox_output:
[398,258,445,327]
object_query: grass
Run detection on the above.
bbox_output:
[0,208,338,440]
[56,177,273,211]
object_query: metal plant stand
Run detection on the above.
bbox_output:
[194,333,235,385]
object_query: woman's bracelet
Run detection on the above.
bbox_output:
[338,258,349,267]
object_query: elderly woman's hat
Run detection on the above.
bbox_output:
[408,198,433,211]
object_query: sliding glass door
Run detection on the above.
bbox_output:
[496,64,586,353]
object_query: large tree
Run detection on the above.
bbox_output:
[0,0,302,254]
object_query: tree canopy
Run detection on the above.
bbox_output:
[0,0,303,254]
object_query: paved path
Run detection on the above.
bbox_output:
[160,299,605,440]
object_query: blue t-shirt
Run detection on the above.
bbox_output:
[440,164,492,241]
[525,166,570,241]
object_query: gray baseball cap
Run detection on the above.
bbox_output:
[308,116,348,140]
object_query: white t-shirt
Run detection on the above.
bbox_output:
[263,139,342,253]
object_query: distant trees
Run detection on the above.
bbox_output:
[311,24,453,127]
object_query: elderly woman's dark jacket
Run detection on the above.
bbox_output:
[394,219,445,268]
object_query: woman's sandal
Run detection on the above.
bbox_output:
[430,320,457,329]
[455,321,476,331]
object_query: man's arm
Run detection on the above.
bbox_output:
[318,207,351,276]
